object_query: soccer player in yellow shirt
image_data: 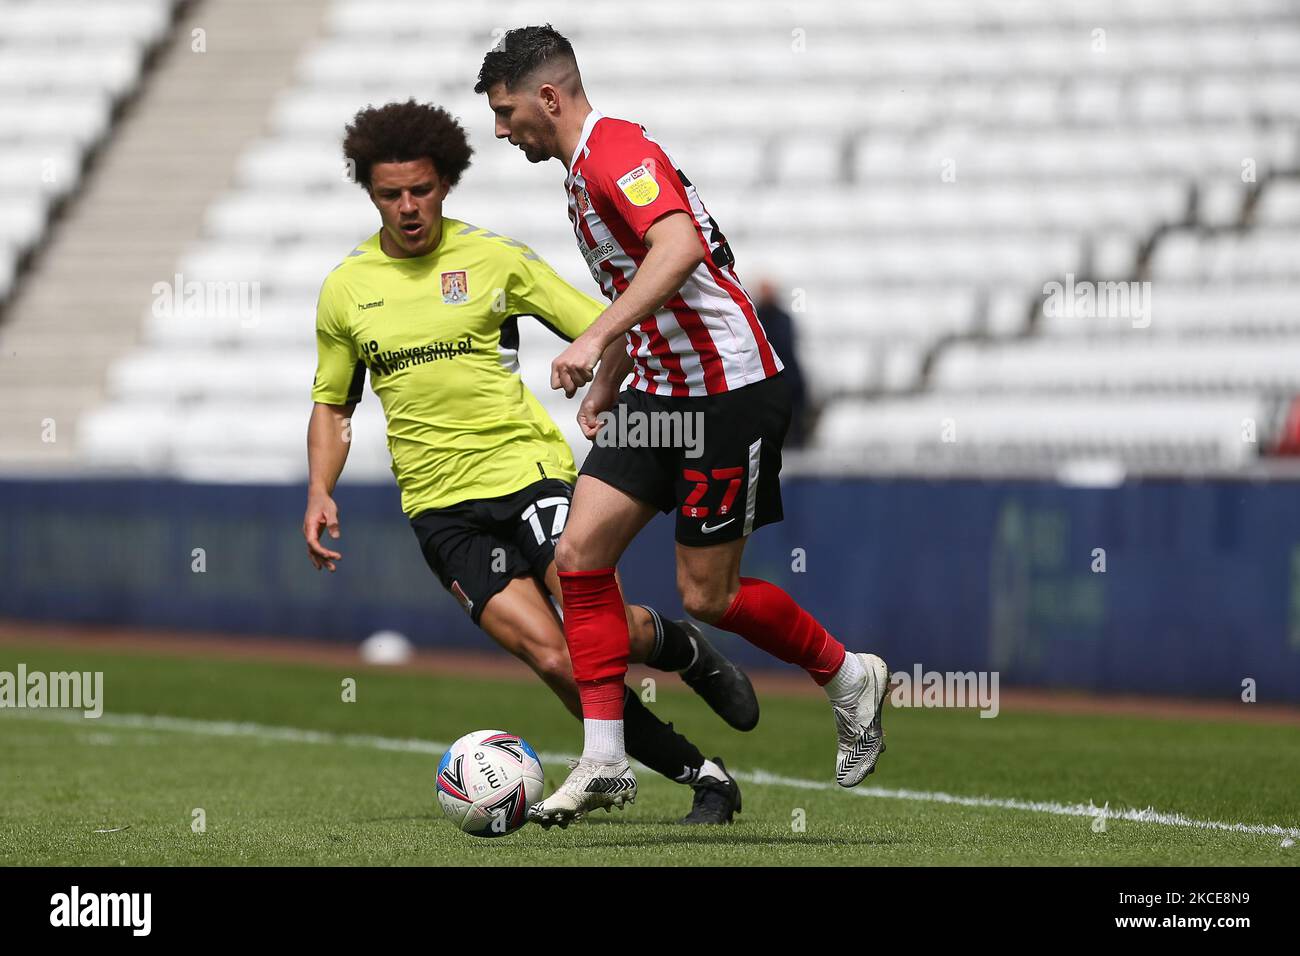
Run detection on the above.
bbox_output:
[301,101,754,824]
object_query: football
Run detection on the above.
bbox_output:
[435,730,545,837]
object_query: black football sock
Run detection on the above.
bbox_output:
[622,686,706,785]
[638,605,699,672]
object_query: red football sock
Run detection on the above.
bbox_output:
[716,576,847,685]
[559,568,629,719]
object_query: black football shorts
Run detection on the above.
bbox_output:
[409,477,572,624]
[580,372,791,547]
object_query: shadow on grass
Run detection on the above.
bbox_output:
[556,817,905,849]
[573,833,905,849]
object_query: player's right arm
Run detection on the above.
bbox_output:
[304,276,366,572]
[552,212,702,397]
[503,241,627,434]
[577,341,632,439]
[304,400,354,571]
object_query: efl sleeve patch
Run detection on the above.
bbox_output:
[616,164,660,206]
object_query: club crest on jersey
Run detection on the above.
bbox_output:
[440,270,469,304]
[616,164,660,206]
[575,186,591,214]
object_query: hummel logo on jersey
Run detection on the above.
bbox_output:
[700,518,736,534]
[358,299,384,310]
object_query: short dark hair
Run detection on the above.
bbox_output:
[474,24,577,94]
[342,99,473,190]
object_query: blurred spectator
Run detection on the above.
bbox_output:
[1273,397,1300,455]
[755,279,809,447]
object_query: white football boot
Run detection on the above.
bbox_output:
[833,653,890,787]
[528,757,638,829]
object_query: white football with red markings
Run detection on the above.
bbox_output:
[435,729,545,837]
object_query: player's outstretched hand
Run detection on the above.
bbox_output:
[551,335,604,398]
[303,492,342,572]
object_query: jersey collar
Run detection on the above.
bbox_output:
[566,108,603,182]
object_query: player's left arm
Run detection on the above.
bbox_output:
[506,244,605,341]
[551,211,703,397]
[506,244,632,433]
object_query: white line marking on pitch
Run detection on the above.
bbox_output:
[11,709,1299,840]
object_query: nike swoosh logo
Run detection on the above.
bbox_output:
[700,518,736,534]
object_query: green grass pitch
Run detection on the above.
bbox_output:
[1,642,1297,866]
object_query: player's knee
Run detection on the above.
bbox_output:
[553,535,582,574]
[530,650,574,687]
[677,565,731,623]
[679,584,731,625]
[554,531,609,573]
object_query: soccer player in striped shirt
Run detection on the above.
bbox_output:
[302,101,757,824]
[477,27,891,827]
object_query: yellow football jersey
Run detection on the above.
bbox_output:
[312,218,603,516]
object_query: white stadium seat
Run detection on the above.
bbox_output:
[79,403,183,472]
[932,338,1300,393]
[1040,284,1300,337]
[0,144,82,199]
[0,2,172,44]
[1255,179,1300,225]
[0,194,49,250]
[813,395,1265,470]
[0,46,141,96]
[0,93,113,149]
[1150,229,1300,282]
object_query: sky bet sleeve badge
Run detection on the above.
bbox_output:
[440,270,469,304]
[616,164,660,206]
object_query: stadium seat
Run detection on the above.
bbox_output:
[1255,178,1300,225]
[0,46,142,97]
[931,338,1300,393]
[0,1,172,44]
[1150,229,1300,281]
[1040,284,1300,337]
[0,144,82,199]
[0,93,113,150]
[813,395,1264,470]
[0,195,50,251]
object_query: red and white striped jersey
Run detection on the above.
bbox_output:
[564,110,782,397]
